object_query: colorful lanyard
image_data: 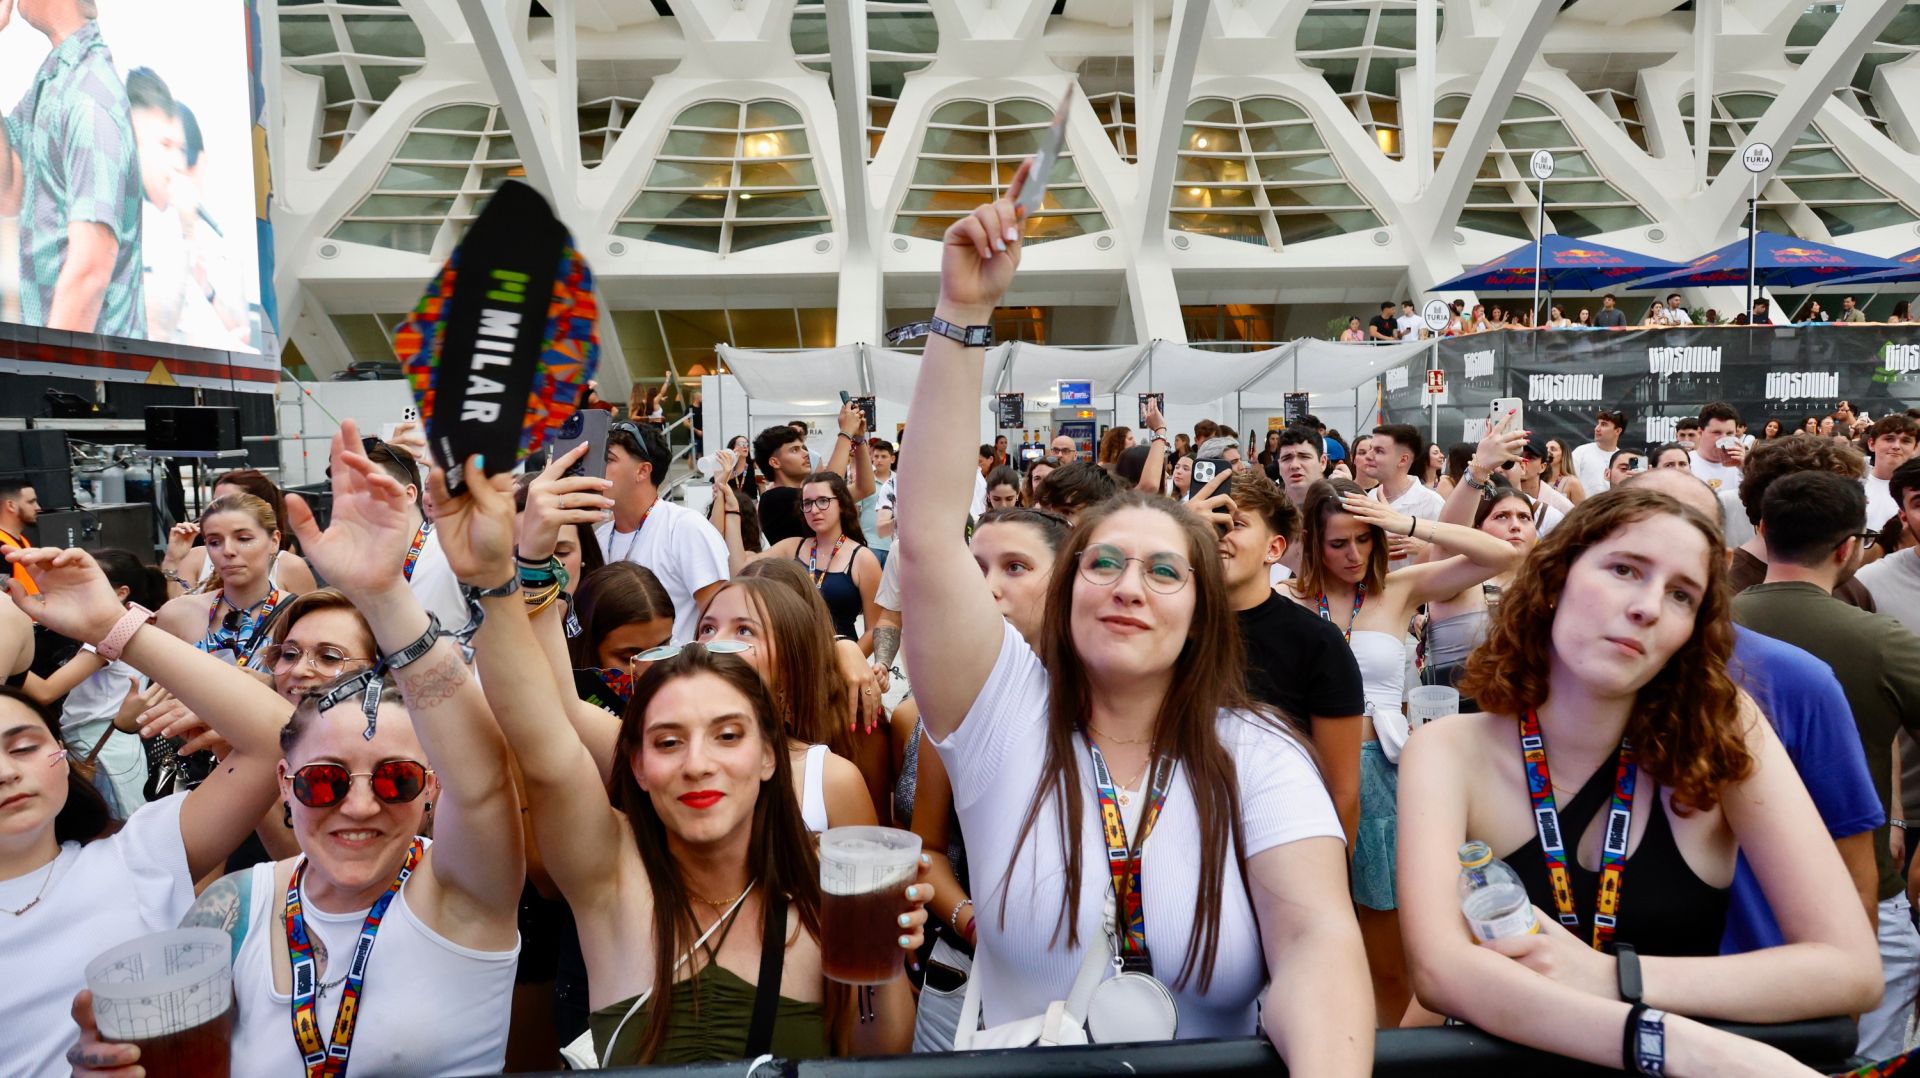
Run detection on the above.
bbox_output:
[1085,737,1176,970]
[202,587,284,664]
[286,838,423,1078]
[807,536,846,588]
[1519,709,1637,952]
[403,521,433,581]
[1315,583,1366,642]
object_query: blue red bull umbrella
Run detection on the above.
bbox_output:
[1433,235,1686,293]
[1824,245,1920,286]
[1627,231,1907,291]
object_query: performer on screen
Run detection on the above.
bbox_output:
[0,0,146,338]
[126,66,191,344]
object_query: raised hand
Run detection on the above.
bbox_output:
[517,444,614,563]
[1184,468,1235,533]
[0,0,14,34]
[1472,424,1528,476]
[1339,491,1410,538]
[285,420,415,602]
[161,522,199,570]
[4,548,129,644]
[938,157,1031,315]
[1142,397,1167,434]
[427,457,518,589]
[838,399,866,439]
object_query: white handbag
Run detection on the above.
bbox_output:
[951,893,1177,1051]
[560,886,753,1070]
[1370,701,1411,764]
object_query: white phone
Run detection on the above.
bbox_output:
[1488,397,1524,436]
[1015,88,1074,217]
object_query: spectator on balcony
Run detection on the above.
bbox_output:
[1339,316,1365,343]
[1367,302,1398,342]
[1593,293,1627,328]
[1840,295,1867,323]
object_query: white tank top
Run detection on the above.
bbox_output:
[226,855,519,1078]
[802,742,830,833]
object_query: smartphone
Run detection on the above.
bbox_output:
[1016,87,1075,217]
[854,395,877,434]
[1628,455,1649,474]
[1191,458,1220,489]
[402,406,420,424]
[550,408,609,481]
[1137,393,1164,427]
[1488,397,1524,436]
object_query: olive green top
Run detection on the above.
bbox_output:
[588,965,830,1065]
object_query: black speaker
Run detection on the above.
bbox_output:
[19,429,69,470]
[145,406,241,453]
[27,469,75,511]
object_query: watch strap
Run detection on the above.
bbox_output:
[883,317,994,349]
[97,604,154,662]
[1615,942,1642,1004]
[1632,1006,1666,1076]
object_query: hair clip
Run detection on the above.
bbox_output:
[47,748,68,766]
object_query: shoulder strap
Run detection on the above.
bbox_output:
[1061,893,1118,1023]
[744,889,788,1058]
[607,884,755,1058]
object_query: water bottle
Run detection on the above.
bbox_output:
[696,454,721,478]
[1458,840,1539,941]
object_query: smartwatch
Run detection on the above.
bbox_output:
[1615,942,1642,1004]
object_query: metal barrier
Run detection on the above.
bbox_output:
[511,1016,1856,1077]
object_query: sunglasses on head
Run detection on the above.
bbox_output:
[289,760,433,809]
[636,640,753,663]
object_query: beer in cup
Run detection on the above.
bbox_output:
[819,825,921,985]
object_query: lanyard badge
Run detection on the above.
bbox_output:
[1086,737,1175,973]
[1520,709,1637,951]
[286,838,424,1077]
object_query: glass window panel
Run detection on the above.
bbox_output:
[1169,212,1268,242]
[1787,177,1893,202]
[305,66,354,105]
[1457,210,1533,239]
[994,99,1052,126]
[894,215,957,241]
[1719,93,1773,120]
[741,129,807,157]
[1708,151,1732,174]
[1183,125,1241,152]
[743,100,802,129]
[475,165,523,191]
[725,309,801,350]
[736,190,827,218]
[613,221,723,252]
[1505,97,1554,120]
[397,132,480,160]
[931,100,991,126]
[420,105,490,131]
[920,127,992,155]
[1814,201,1918,237]
[484,138,519,161]
[677,101,740,129]
[798,308,836,348]
[361,64,412,100]
[645,159,733,187]
[1497,120,1574,149]
[1548,153,1597,179]
[1246,124,1325,153]
[1173,186,1257,210]
[996,127,1045,156]
[1025,212,1106,244]
[1758,208,1796,235]
[1307,57,1357,95]
[1256,154,1345,183]
[868,11,939,54]
[1276,210,1380,246]
[731,219,830,251]
[1544,181,1632,204]
[1295,11,1370,51]
[1176,156,1252,183]
[1435,96,1469,120]
[1549,205,1650,237]
[1266,184,1367,209]
[1708,123,1736,148]
[354,194,453,217]
[626,191,729,220]
[1476,157,1503,180]
[1373,11,1416,50]
[1185,98,1240,125]
[321,103,353,136]
[278,16,337,58]
[1777,147,1854,177]
[343,16,423,57]
[738,159,819,187]
[911,157,996,186]
[789,13,829,56]
[1366,56,1411,97]
[661,130,740,157]
[1239,97,1307,124]
[901,188,996,213]
[329,220,439,254]
[870,62,923,100]
[1039,185,1099,210]
[379,164,467,191]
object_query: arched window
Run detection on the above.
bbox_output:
[1434,94,1650,239]
[328,103,517,255]
[614,100,831,255]
[1171,95,1381,248]
[894,98,1111,244]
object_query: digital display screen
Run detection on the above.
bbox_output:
[1,1,265,351]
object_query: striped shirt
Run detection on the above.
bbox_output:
[4,20,145,337]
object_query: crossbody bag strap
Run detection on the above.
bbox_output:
[1061,893,1118,1023]
[80,723,116,765]
[606,884,755,1058]
[744,889,788,1058]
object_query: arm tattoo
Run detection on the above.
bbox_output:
[872,625,901,670]
[395,646,470,711]
[179,870,253,960]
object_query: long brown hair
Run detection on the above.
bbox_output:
[999,491,1294,992]
[709,567,848,753]
[569,562,675,668]
[608,647,820,1064]
[801,471,867,546]
[1289,478,1388,602]
[1460,487,1752,812]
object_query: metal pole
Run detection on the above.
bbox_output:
[1533,177,1545,323]
[1746,173,1758,323]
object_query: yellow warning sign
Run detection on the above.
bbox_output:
[146,361,178,387]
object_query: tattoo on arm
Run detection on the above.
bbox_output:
[394,646,470,711]
[179,870,253,961]
[872,625,901,670]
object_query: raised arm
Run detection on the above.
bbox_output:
[1136,398,1169,493]
[898,163,1033,741]
[285,422,523,923]
[1340,492,1521,607]
[1437,425,1527,528]
[849,413,877,503]
[6,548,287,880]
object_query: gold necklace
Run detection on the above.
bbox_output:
[687,881,752,908]
[1087,724,1152,746]
[3,856,58,917]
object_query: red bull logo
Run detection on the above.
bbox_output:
[1773,246,1844,263]
[1900,251,1920,265]
[1554,248,1623,264]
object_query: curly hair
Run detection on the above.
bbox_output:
[1459,487,1752,814]
[1736,435,1865,525]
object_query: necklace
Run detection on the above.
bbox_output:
[1087,724,1152,746]
[688,881,752,908]
[1113,763,1150,806]
[2,856,58,917]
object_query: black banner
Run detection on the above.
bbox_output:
[995,393,1024,430]
[1388,326,1920,451]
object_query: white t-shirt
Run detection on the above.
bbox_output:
[1570,442,1614,497]
[1857,550,1920,636]
[0,794,192,1078]
[60,659,150,818]
[1373,480,1446,568]
[933,623,1341,1038]
[1689,454,1742,494]
[1396,314,1423,341]
[1867,474,1899,532]
[876,540,903,613]
[595,499,731,641]
[407,529,470,633]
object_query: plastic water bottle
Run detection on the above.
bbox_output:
[695,454,721,478]
[1458,840,1539,941]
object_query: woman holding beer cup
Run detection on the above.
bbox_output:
[1396,488,1879,1073]
[462,445,929,1064]
[0,548,289,1078]
[895,163,1372,1069]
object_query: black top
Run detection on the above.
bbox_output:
[757,486,811,546]
[1504,759,1728,957]
[1237,592,1366,734]
[1366,315,1397,340]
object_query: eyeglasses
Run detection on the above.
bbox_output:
[289,760,433,809]
[635,640,754,663]
[272,644,375,677]
[800,497,837,512]
[1076,543,1193,595]
[1841,530,1879,550]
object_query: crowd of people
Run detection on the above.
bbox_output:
[1338,293,1916,340]
[3,177,1920,1078]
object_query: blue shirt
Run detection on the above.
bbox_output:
[1720,626,1883,954]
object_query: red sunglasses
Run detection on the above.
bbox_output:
[289,760,433,809]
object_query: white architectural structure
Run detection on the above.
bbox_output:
[269,0,1920,393]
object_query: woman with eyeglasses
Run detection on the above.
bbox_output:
[1,545,288,1078]
[457,464,929,1067]
[1397,488,1880,1074]
[1286,474,1523,1026]
[896,170,1371,1069]
[71,424,528,1078]
[159,469,318,600]
[724,471,883,654]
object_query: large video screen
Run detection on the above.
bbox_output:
[0,0,264,352]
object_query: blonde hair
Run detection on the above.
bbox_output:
[193,493,281,594]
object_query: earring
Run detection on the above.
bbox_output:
[423,801,433,814]
[282,801,293,829]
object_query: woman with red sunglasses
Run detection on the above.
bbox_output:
[68,423,527,1078]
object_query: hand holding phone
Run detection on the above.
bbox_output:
[1015,87,1074,218]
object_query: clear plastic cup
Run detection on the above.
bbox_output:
[819,825,922,985]
[86,927,233,1078]
[1407,685,1461,727]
